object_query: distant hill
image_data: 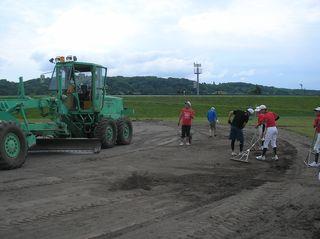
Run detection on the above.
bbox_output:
[107,76,320,96]
[0,76,319,96]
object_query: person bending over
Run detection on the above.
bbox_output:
[256,105,280,161]
[228,108,254,156]
[255,106,266,150]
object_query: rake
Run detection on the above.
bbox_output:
[231,129,261,163]
[304,130,317,167]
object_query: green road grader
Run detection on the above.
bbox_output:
[0,56,133,170]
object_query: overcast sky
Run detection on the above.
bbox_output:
[0,0,319,89]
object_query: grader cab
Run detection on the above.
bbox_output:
[0,56,133,169]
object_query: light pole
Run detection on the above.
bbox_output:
[194,62,202,95]
[300,83,304,95]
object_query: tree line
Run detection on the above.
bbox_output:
[0,76,319,96]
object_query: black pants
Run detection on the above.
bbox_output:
[181,125,191,138]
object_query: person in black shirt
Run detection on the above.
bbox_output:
[228,108,254,156]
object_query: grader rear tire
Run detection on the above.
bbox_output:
[0,121,27,170]
[116,118,133,145]
[94,119,117,149]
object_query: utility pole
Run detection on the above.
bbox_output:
[299,83,304,95]
[194,62,202,95]
[18,76,26,99]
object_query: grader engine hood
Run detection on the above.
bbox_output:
[101,96,133,119]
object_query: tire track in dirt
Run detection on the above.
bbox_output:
[0,130,180,233]
[82,135,179,162]
[0,122,317,239]
[89,136,299,239]
[0,132,179,193]
[0,196,110,230]
[0,177,63,192]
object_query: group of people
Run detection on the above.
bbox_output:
[178,101,320,164]
[178,101,219,146]
[227,105,279,160]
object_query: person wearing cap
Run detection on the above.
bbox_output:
[178,101,195,146]
[256,105,280,161]
[207,107,218,137]
[228,108,254,156]
[255,106,266,149]
[309,107,320,167]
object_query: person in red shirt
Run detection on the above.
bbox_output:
[255,106,265,149]
[178,101,195,146]
[309,107,320,167]
[256,105,280,161]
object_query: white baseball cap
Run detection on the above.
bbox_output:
[247,108,254,115]
[259,105,267,110]
[314,107,320,112]
[211,107,215,110]
[185,101,191,107]
[255,106,261,112]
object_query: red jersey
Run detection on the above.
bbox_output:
[258,111,278,128]
[179,108,195,126]
[257,114,264,125]
[314,116,320,133]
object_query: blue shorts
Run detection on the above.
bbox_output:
[229,126,244,143]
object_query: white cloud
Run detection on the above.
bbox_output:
[36,6,141,54]
[212,69,229,79]
[109,56,192,78]
[0,57,6,66]
[233,69,256,78]
[0,0,320,89]
[178,0,320,46]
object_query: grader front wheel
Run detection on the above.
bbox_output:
[0,121,27,170]
[94,119,117,149]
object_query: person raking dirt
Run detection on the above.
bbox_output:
[228,108,254,156]
[178,101,195,146]
[207,107,218,137]
[308,106,320,167]
[256,105,280,161]
[255,106,266,150]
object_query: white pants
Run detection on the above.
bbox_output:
[257,125,264,140]
[314,133,320,153]
[263,126,278,149]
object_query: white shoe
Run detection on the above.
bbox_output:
[272,155,279,161]
[231,152,237,156]
[238,151,244,156]
[179,142,184,146]
[308,161,319,167]
[256,155,266,161]
[186,142,190,146]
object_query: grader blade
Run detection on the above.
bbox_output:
[30,138,101,154]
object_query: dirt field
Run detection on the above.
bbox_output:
[0,121,319,239]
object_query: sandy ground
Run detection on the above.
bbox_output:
[0,121,319,239]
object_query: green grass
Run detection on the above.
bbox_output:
[276,116,315,138]
[122,95,319,138]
